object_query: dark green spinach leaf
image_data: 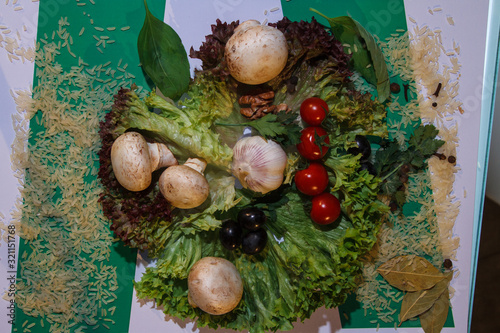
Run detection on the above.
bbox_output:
[138,0,190,100]
[310,8,390,102]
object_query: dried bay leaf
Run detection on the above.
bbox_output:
[420,285,451,333]
[377,255,445,291]
[399,272,453,324]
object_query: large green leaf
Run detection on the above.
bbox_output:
[137,0,190,100]
[310,9,390,102]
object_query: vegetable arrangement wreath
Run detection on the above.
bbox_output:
[98,5,443,333]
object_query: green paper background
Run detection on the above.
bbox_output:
[13,1,166,332]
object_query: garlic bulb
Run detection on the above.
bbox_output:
[232,136,287,194]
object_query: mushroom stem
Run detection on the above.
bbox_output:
[147,142,178,172]
[183,158,207,174]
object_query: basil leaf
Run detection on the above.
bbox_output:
[310,9,390,102]
[138,0,190,100]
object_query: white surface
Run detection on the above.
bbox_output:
[0,1,493,333]
[403,1,488,333]
[0,2,38,333]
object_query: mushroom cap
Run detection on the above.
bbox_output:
[225,21,288,85]
[159,165,209,209]
[111,132,152,192]
[188,257,243,315]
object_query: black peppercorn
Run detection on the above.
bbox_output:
[399,163,411,174]
[399,174,409,183]
[443,259,453,270]
[432,102,438,107]
[448,156,456,164]
[390,82,401,94]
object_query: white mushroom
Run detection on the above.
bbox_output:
[111,131,177,191]
[188,257,243,315]
[159,158,209,209]
[225,20,288,85]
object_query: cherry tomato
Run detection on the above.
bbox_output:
[310,192,341,225]
[296,126,330,160]
[295,163,329,196]
[300,97,329,125]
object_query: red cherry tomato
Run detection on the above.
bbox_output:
[300,97,329,126]
[310,192,341,225]
[295,163,329,196]
[296,126,330,160]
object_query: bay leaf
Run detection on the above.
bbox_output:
[399,272,452,324]
[419,286,450,333]
[137,0,190,100]
[377,255,445,291]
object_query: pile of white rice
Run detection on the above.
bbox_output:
[8,15,140,332]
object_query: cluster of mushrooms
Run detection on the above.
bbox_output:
[111,131,210,209]
[111,20,288,315]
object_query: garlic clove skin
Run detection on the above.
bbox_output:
[231,136,287,194]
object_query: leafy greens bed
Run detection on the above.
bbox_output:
[97,8,443,333]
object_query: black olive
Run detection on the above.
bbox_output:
[219,220,243,251]
[348,137,371,161]
[242,228,268,255]
[355,135,371,161]
[359,161,376,176]
[237,207,266,231]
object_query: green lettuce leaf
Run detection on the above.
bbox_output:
[112,86,234,171]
